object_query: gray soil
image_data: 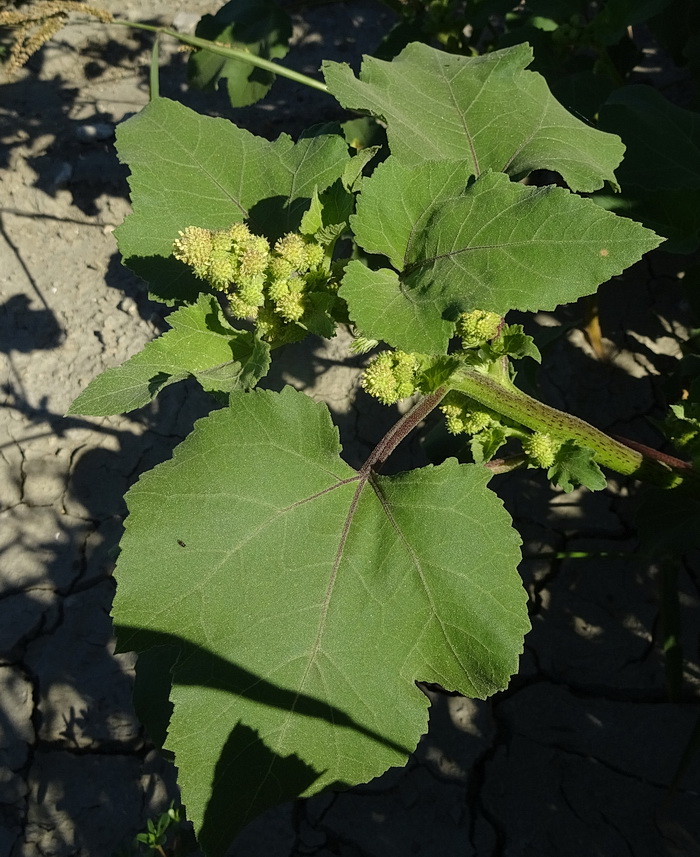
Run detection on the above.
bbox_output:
[1,2,699,856]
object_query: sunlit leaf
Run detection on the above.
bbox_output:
[324,41,624,192]
[342,161,662,352]
[67,296,269,415]
[114,98,350,300]
[114,387,528,854]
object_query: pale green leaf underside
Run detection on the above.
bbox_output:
[114,97,350,263]
[114,387,527,845]
[323,41,624,192]
[342,165,663,352]
[67,296,269,415]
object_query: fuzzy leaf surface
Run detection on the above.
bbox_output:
[342,164,662,352]
[114,387,527,853]
[323,41,623,192]
[67,296,269,415]
[114,99,349,300]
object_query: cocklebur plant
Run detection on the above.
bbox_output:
[68,39,697,857]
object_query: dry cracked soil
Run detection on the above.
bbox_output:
[1,2,700,856]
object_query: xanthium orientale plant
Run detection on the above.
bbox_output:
[67,38,696,857]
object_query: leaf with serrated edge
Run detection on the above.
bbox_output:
[114,99,350,290]
[343,164,662,353]
[323,42,623,192]
[67,295,269,416]
[114,387,528,851]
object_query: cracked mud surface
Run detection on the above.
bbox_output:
[2,3,700,855]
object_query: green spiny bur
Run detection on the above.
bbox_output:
[361,350,419,405]
[522,432,560,469]
[456,310,502,348]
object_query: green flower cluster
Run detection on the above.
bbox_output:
[173,223,270,318]
[361,350,419,405]
[439,392,497,436]
[521,432,560,469]
[172,223,332,338]
[456,309,502,348]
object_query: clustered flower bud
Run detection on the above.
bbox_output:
[172,222,332,335]
[361,350,419,405]
[456,309,502,348]
[439,394,495,436]
[173,223,269,317]
[521,432,560,469]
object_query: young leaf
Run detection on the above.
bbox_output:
[342,165,663,353]
[114,99,350,300]
[547,441,607,492]
[187,0,292,108]
[67,295,270,416]
[323,42,624,192]
[114,387,528,852]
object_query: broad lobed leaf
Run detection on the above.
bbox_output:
[67,295,269,416]
[323,41,624,192]
[114,98,351,300]
[342,163,663,352]
[114,387,528,854]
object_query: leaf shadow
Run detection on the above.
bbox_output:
[116,624,402,851]
[116,624,411,759]
[199,722,331,857]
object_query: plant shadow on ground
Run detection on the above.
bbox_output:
[3,262,700,854]
[2,3,700,853]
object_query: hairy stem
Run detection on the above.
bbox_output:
[451,367,689,488]
[362,388,447,474]
[110,19,330,94]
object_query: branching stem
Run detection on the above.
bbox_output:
[452,367,691,488]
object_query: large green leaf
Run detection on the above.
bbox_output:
[323,41,624,192]
[114,387,528,855]
[598,86,700,191]
[187,0,292,108]
[114,99,350,300]
[67,295,269,416]
[596,87,700,251]
[341,162,663,352]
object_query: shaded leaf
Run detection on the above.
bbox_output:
[548,441,606,492]
[67,295,269,415]
[593,188,700,254]
[323,41,623,192]
[187,0,292,107]
[636,482,700,555]
[114,387,528,851]
[598,86,700,191]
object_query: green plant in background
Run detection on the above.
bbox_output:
[115,804,193,857]
[4,1,699,855]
